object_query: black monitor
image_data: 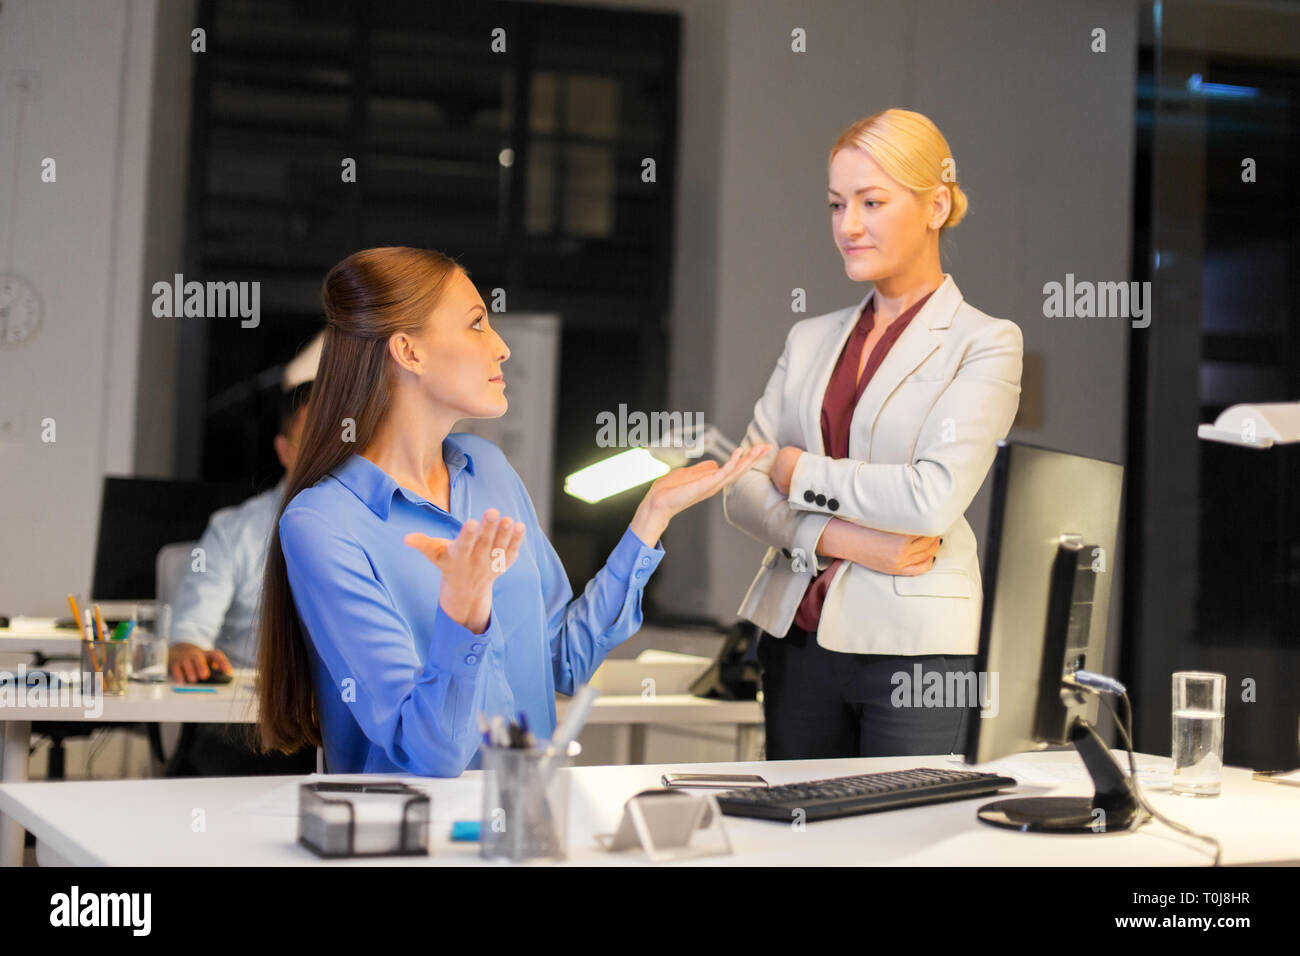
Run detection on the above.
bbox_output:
[962,441,1137,833]
[91,476,259,600]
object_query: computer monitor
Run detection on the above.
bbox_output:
[961,441,1137,833]
[91,476,259,601]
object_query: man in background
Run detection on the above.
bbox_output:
[165,333,322,775]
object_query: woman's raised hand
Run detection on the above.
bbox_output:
[404,508,526,634]
[629,443,771,546]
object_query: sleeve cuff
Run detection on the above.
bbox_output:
[608,526,666,585]
[788,452,846,517]
[792,513,833,575]
[787,451,816,510]
[426,603,501,678]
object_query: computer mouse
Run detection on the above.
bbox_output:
[198,669,234,685]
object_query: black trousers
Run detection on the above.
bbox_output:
[756,623,978,760]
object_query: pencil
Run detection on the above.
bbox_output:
[66,593,82,630]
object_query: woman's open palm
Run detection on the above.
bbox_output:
[404,508,526,633]
[647,443,771,519]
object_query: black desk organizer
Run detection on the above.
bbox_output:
[298,782,431,858]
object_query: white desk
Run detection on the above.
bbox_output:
[0,666,761,866]
[0,667,261,868]
[1,750,1293,866]
[0,625,88,660]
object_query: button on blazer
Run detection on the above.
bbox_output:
[722,273,1023,655]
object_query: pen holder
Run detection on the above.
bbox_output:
[480,740,581,862]
[82,640,129,696]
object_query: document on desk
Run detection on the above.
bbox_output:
[5,616,63,630]
[231,774,481,822]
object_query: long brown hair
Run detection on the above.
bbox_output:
[254,246,465,754]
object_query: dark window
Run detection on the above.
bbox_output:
[182,0,680,588]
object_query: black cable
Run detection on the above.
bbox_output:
[1079,687,1222,866]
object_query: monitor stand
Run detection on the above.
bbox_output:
[975,719,1148,833]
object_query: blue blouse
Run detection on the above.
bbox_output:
[278,433,665,776]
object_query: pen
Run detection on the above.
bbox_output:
[538,684,600,786]
[172,686,217,694]
[80,609,102,673]
[68,594,100,673]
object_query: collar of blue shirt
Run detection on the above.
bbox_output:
[330,435,476,521]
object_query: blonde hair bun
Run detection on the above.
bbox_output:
[830,108,968,231]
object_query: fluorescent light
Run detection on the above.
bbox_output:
[564,448,670,503]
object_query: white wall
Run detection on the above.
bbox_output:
[0,0,193,617]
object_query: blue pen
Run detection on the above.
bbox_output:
[173,686,217,694]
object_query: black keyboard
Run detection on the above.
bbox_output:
[715,767,1018,822]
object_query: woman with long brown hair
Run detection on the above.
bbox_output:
[256,246,767,775]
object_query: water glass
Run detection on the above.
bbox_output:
[130,603,170,682]
[1171,671,1226,796]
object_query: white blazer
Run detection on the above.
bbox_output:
[722,273,1023,655]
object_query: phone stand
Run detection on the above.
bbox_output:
[595,789,733,862]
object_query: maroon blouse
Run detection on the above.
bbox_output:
[792,288,937,633]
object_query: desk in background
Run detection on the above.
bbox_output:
[0,624,85,661]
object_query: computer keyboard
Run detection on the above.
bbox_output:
[715,767,1018,822]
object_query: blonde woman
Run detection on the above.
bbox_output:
[723,109,1023,760]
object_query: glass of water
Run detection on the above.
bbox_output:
[1171,671,1226,797]
[129,603,170,683]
